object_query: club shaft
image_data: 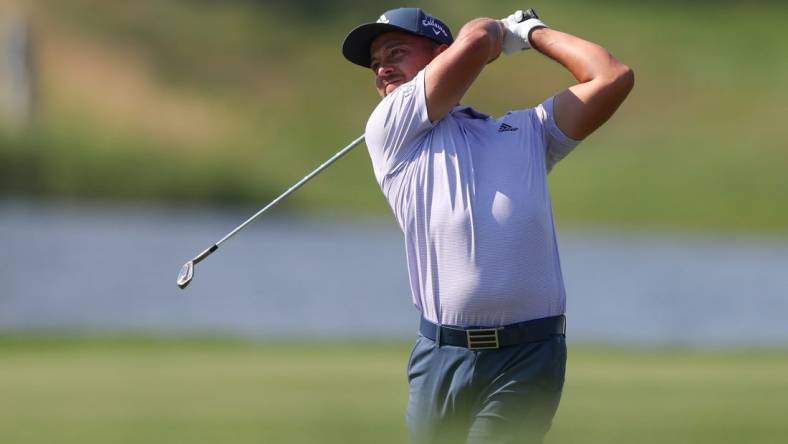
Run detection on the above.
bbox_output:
[214,134,365,248]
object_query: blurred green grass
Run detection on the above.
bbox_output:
[1,0,786,232]
[1,336,786,444]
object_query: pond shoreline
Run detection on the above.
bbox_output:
[2,199,787,347]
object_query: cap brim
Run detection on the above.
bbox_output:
[342,22,414,68]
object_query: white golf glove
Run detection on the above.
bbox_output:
[500,9,548,54]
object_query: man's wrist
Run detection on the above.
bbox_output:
[528,26,550,52]
[518,18,548,50]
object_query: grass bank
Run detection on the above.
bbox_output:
[1,0,786,232]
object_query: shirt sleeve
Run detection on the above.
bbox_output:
[533,96,582,173]
[364,69,435,183]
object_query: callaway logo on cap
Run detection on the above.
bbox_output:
[342,8,454,68]
[421,17,448,37]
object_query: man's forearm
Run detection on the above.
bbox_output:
[530,28,630,84]
[454,18,506,63]
[424,17,505,122]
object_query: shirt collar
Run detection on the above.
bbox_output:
[451,105,490,120]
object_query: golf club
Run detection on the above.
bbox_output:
[176,134,366,289]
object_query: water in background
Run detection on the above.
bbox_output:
[1,199,787,346]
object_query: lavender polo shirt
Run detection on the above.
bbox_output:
[365,69,580,328]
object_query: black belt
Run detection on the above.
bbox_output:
[419,315,566,350]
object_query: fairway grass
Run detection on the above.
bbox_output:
[0,337,786,444]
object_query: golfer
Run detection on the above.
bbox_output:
[342,7,633,443]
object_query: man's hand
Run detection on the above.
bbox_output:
[500,9,548,54]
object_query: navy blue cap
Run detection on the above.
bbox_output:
[342,8,453,68]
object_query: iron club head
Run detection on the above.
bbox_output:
[176,261,194,289]
[176,245,217,290]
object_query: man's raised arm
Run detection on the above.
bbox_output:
[530,27,634,140]
[424,19,504,123]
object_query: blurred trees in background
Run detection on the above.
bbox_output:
[0,5,34,128]
[0,0,786,232]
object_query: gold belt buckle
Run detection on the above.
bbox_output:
[466,328,500,350]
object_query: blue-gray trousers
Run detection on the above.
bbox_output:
[406,334,566,444]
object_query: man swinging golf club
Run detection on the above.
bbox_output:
[342,7,633,444]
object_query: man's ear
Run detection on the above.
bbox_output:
[433,43,450,57]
